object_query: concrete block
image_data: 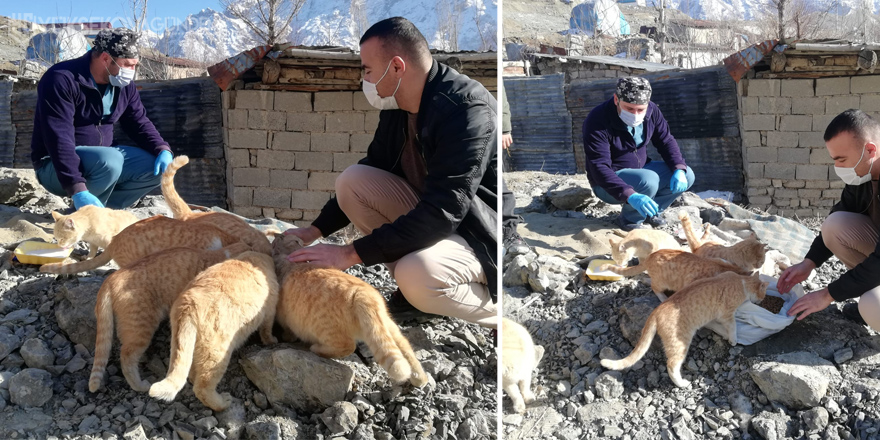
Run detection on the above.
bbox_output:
[334,153,364,171]
[747,163,764,178]
[746,79,780,97]
[747,187,767,196]
[796,164,828,180]
[810,148,833,164]
[778,147,810,164]
[226,149,250,168]
[830,180,845,189]
[741,97,759,114]
[799,132,825,149]
[780,79,814,97]
[782,179,806,188]
[851,75,880,93]
[325,113,365,133]
[748,146,777,163]
[812,114,836,132]
[749,178,772,187]
[229,130,268,149]
[231,187,253,207]
[222,90,234,109]
[350,133,373,152]
[822,189,840,199]
[256,150,297,170]
[276,209,303,220]
[742,115,776,131]
[749,196,773,205]
[766,131,799,147]
[779,115,812,132]
[295,152,334,171]
[253,188,292,209]
[275,92,312,112]
[308,172,342,191]
[293,220,312,227]
[270,170,309,189]
[233,168,270,187]
[826,95,860,115]
[861,95,880,112]
[273,132,311,151]
[764,163,796,179]
[227,109,248,129]
[302,210,321,221]
[790,97,826,115]
[291,190,331,210]
[758,97,792,115]
[248,111,287,131]
[774,188,799,199]
[365,112,380,133]
[233,206,262,218]
[262,208,276,218]
[314,92,353,111]
[815,77,850,96]
[287,113,326,132]
[311,133,350,152]
[798,189,823,198]
[795,208,815,218]
[236,90,274,110]
[353,92,373,111]
[805,180,829,189]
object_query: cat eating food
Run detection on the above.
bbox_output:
[609,229,681,266]
[148,251,279,411]
[270,233,428,388]
[51,206,138,260]
[89,243,252,393]
[601,272,768,387]
[502,317,544,413]
[679,211,768,271]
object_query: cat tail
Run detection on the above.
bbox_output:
[39,251,113,274]
[89,282,115,392]
[388,319,429,387]
[149,305,197,402]
[601,315,657,371]
[678,211,702,252]
[356,301,413,384]
[161,155,192,219]
[602,262,648,277]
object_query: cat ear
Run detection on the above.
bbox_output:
[51,211,63,220]
[64,218,75,228]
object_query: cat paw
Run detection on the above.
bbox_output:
[211,393,233,412]
[261,335,278,345]
[130,379,151,393]
[522,391,536,404]
[148,380,180,401]
[88,378,103,393]
[671,377,691,388]
[511,399,526,414]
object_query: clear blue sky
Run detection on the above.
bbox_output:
[1,0,222,32]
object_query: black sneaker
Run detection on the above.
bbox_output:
[842,302,867,326]
[386,289,432,323]
[615,215,650,232]
[645,215,667,228]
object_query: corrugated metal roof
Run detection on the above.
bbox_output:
[505,74,576,174]
[532,53,679,72]
[0,80,14,168]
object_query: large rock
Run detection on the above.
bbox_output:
[319,401,358,436]
[751,411,794,440]
[573,229,612,257]
[54,279,103,352]
[801,407,829,432]
[526,254,580,295]
[20,338,55,370]
[618,296,660,346]
[502,254,532,287]
[0,168,42,206]
[8,368,53,407]
[243,415,302,440]
[239,347,353,413]
[456,410,492,440]
[0,331,22,362]
[547,181,593,210]
[594,371,624,400]
[0,216,55,247]
[749,352,841,409]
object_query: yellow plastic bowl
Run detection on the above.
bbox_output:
[586,259,624,281]
[14,241,72,265]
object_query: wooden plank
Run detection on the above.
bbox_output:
[252,84,361,91]
[276,78,360,85]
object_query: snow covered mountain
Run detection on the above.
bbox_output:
[152,1,496,64]
[650,0,879,22]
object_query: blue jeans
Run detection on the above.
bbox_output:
[35,146,162,209]
[593,162,696,224]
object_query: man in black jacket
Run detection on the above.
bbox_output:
[283,17,498,328]
[779,109,880,331]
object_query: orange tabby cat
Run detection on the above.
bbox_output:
[89,243,252,393]
[40,216,241,274]
[148,251,279,411]
[270,233,428,387]
[599,249,753,299]
[162,156,272,254]
[679,211,768,271]
[601,272,767,387]
[609,229,681,266]
[52,206,138,259]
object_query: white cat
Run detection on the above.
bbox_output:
[502,317,544,413]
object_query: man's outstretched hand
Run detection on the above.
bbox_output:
[287,243,362,271]
[788,288,833,321]
[283,225,322,246]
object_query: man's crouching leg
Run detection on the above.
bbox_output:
[393,234,497,328]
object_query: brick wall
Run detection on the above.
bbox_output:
[739,75,880,217]
[532,58,652,83]
[222,89,377,226]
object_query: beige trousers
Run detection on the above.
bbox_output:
[335,164,497,328]
[821,211,880,331]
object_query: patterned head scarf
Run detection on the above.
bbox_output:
[92,28,139,59]
[616,77,651,105]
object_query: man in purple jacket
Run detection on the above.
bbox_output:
[584,77,695,231]
[31,28,172,210]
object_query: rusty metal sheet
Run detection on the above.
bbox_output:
[207,45,273,91]
[723,39,779,82]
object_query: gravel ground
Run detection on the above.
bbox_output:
[502,171,880,440]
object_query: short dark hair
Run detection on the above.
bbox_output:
[824,109,880,142]
[360,17,431,64]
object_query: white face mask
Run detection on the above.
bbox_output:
[619,108,645,127]
[362,59,401,110]
[834,143,875,185]
[107,58,135,88]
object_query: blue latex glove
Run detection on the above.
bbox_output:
[72,191,104,210]
[153,150,173,176]
[627,193,659,217]
[670,169,688,193]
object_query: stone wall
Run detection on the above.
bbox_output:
[739,75,880,217]
[222,89,377,226]
[532,58,653,83]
